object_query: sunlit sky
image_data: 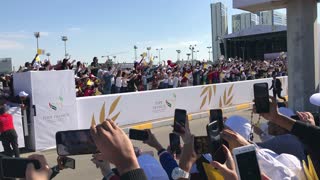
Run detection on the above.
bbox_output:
[0,0,319,67]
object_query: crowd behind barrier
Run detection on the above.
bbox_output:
[0,55,287,98]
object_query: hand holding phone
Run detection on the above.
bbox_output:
[0,157,41,178]
[211,145,239,180]
[207,121,226,163]
[169,133,181,155]
[129,129,149,141]
[58,156,75,169]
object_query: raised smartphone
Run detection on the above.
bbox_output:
[254,83,270,113]
[173,109,187,133]
[129,129,149,141]
[56,129,98,156]
[233,144,261,180]
[210,109,223,124]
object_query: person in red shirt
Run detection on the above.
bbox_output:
[0,104,19,157]
[207,66,214,84]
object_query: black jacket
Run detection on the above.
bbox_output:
[270,79,282,91]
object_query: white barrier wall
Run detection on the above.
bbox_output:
[77,77,288,128]
[12,70,288,151]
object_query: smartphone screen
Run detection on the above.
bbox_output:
[56,129,98,156]
[254,83,270,113]
[235,150,261,180]
[129,129,148,141]
[206,121,226,163]
[62,157,75,169]
[0,157,40,178]
[194,136,210,154]
[174,109,187,133]
[210,109,223,123]
[169,133,181,154]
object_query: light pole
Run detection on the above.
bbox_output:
[176,50,181,61]
[186,53,191,62]
[189,45,196,65]
[34,32,40,52]
[134,45,138,60]
[207,46,212,61]
[113,56,117,64]
[61,36,68,58]
[46,53,51,60]
[156,48,163,65]
[146,47,151,58]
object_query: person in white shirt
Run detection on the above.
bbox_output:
[142,72,148,91]
[168,71,173,88]
[115,70,122,93]
[121,72,129,93]
[173,72,180,88]
[162,73,169,89]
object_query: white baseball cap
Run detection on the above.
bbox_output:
[19,91,29,97]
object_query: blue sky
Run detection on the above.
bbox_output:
[0,0,319,67]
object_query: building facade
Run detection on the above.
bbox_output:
[232,13,259,33]
[259,10,287,26]
[211,2,228,61]
[0,58,12,74]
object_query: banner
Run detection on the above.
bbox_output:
[77,77,288,129]
[31,71,78,150]
[37,49,45,55]
[0,106,25,151]
[13,70,78,151]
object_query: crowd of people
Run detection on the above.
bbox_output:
[0,54,287,98]
[0,91,319,180]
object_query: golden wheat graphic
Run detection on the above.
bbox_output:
[200,85,217,109]
[219,84,234,108]
[91,96,122,125]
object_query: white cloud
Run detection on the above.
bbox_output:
[0,31,49,39]
[39,32,49,37]
[136,41,153,45]
[0,32,29,39]
[151,40,203,50]
[179,40,203,46]
[0,39,24,49]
